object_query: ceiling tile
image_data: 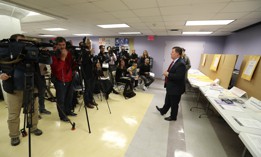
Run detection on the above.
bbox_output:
[241,12,261,19]
[139,16,164,22]
[157,0,191,7]
[160,6,192,15]
[93,0,128,11]
[163,14,190,21]
[120,17,142,23]
[110,10,137,18]
[68,3,104,14]
[132,8,161,17]
[221,1,261,12]
[122,0,158,9]
[189,3,228,13]
[213,12,248,19]
[187,13,216,20]
[3,0,260,37]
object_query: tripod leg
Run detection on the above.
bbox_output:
[56,104,76,130]
[105,98,111,114]
[84,105,91,133]
[20,109,28,137]
[99,80,112,114]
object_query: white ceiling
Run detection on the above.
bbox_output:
[1,0,261,37]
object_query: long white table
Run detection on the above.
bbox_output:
[188,69,261,157]
[198,85,261,157]
[239,133,261,157]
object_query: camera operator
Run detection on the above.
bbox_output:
[38,63,51,115]
[97,45,110,66]
[119,46,130,67]
[108,48,117,85]
[50,37,77,122]
[0,34,43,146]
[80,42,98,108]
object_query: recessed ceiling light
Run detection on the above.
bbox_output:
[43,28,67,31]
[73,34,92,36]
[39,34,56,37]
[119,32,141,35]
[182,32,213,35]
[97,24,129,28]
[186,20,234,26]
[27,11,40,16]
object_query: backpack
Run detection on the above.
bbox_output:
[123,90,136,99]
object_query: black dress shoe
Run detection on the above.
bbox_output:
[86,104,94,109]
[40,109,51,115]
[156,106,164,115]
[67,112,77,116]
[90,101,98,106]
[60,117,69,122]
[164,116,176,121]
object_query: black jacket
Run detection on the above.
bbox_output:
[165,58,186,95]
[139,64,150,76]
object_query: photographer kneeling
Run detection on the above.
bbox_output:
[0,34,43,146]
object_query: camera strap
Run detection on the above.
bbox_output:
[0,55,23,64]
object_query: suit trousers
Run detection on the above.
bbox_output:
[161,94,181,119]
[54,80,73,119]
[6,90,39,138]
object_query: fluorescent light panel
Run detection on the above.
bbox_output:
[39,34,56,37]
[182,32,213,35]
[119,32,141,35]
[97,24,129,28]
[186,20,234,26]
[27,11,40,16]
[73,33,92,36]
[43,28,67,31]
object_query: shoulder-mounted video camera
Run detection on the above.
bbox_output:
[0,39,58,65]
[66,37,91,63]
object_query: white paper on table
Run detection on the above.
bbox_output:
[235,117,261,129]
[220,105,243,112]
[245,97,261,110]
[205,89,220,98]
[220,90,237,99]
[245,134,261,155]
[195,81,211,87]
[200,86,209,93]
[229,86,246,98]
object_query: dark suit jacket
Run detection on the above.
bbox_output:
[165,58,186,95]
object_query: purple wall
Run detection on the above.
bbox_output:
[223,24,261,69]
[54,36,226,78]
[134,36,225,78]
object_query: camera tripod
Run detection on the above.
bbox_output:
[97,75,112,114]
[20,63,40,157]
[76,66,98,133]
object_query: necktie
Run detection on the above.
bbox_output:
[167,61,174,72]
[165,61,174,84]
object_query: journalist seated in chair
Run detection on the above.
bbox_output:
[139,58,154,88]
[93,61,113,100]
[127,62,139,89]
[115,59,136,99]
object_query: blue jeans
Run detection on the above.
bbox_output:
[54,80,73,119]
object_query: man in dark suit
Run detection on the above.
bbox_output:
[156,46,186,121]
